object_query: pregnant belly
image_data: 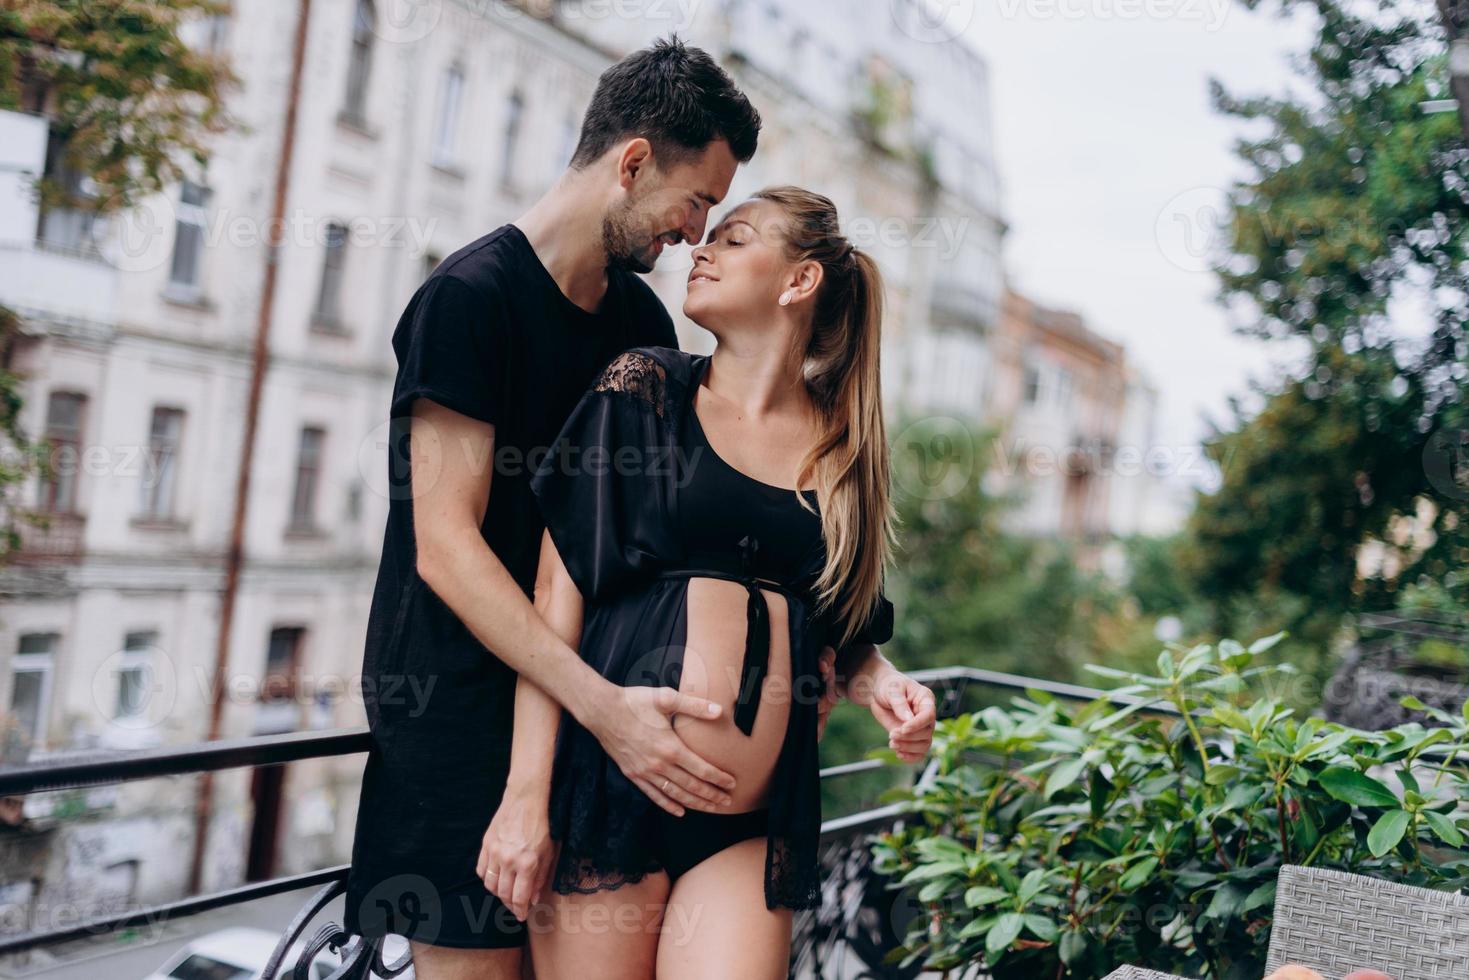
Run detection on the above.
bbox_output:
[671,577,793,811]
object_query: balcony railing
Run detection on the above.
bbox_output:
[0,666,1150,978]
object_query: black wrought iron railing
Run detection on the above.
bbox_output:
[0,666,1144,979]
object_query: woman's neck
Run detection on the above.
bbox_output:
[704,340,809,418]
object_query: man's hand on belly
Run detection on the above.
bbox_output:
[583,683,738,817]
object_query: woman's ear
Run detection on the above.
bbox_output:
[785,260,824,306]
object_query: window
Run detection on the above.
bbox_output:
[165,953,252,980]
[264,627,304,701]
[289,427,325,529]
[314,222,348,324]
[140,407,185,519]
[9,634,57,750]
[38,391,86,513]
[1053,369,1074,412]
[431,64,464,168]
[1022,364,1041,406]
[36,131,96,253]
[167,181,211,294]
[343,0,375,124]
[115,631,158,720]
[499,90,524,188]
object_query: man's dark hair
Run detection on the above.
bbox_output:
[570,36,761,169]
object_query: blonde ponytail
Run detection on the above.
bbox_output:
[753,186,895,644]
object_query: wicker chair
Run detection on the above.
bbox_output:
[1104,864,1469,980]
[1262,865,1469,979]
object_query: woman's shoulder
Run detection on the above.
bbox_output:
[592,346,704,411]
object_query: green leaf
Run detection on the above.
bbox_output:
[1119,855,1159,891]
[986,912,1025,960]
[1367,809,1412,856]
[1016,869,1047,904]
[1023,914,1059,942]
[1045,758,1086,800]
[1319,766,1400,808]
[1425,810,1465,848]
[1248,631,1287,655]
[965,886,1010,908]
[1059,929,1088,965]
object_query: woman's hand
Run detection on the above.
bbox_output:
[477,782,558,921]
[816,647,840,741]
[862,665,937,763]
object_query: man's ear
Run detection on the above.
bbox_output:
[615,137,654,190]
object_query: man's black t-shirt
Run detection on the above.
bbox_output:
[346,224,677,946]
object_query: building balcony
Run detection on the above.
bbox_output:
[12,512,87,564]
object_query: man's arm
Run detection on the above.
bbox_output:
[409,398,737,807]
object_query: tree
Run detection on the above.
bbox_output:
[0,0,235,212]
[0,305,38,562]
[1188,0,1469,644]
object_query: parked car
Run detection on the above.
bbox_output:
[143,926,412,980]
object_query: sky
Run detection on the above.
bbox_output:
[951,0,1323,457]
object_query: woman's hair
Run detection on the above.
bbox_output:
[753,185,895,645]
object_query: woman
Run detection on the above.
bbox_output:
[482,187,936,979]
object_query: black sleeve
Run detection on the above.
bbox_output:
[842,591,895,647]
[389,274,507,425]
[529,350,676,601]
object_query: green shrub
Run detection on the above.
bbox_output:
[872,633,1469,979]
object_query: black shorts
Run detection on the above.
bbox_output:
[345,623,524,951]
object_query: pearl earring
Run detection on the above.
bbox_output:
[778,289,794,306]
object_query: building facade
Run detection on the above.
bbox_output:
[0,0,1156,931]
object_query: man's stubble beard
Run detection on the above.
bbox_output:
[602,198,657,274]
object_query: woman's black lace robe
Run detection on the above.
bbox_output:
[528,345,894,911]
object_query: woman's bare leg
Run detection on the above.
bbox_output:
[656,837,792,980]
[527,871,671,980]
[409,943,522,980]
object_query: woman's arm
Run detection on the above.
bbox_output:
[838,643,938,765]
[510,528,584,795]
[478,529,583,919]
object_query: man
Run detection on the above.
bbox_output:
[344,37,757,979]
[346,36,932,980]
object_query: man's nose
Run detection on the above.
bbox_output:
[684,209,710,246]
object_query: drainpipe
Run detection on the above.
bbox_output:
[187,0,313,896]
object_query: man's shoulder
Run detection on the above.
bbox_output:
[612,270,677,346]
[430,225,525,298]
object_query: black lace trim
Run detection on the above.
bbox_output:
[592,350,667,417]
